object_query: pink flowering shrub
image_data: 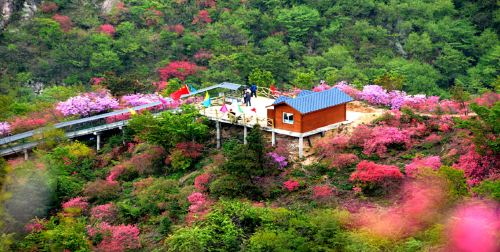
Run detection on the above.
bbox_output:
[361,126,412,157]
[194,49,213,61]
[25,219,45,233]
[334,81,361,99]
[315,135,350,158]
[56,91,119,117]
[91,203,118,222]
[194,173,212,191]
[87,222,141,251]
[405,156,442,177]
[99,24,116,36]
[192,9,212,24]
[168,24,185,35]
[312,83,331,92]
[105,113,131,124]
[349,125,373,146]
[40,2,58,13]
[52,14,72,32]
[9,117,47,133]
[328,153,359,169]
[350,161,403,185]
[474,92,500,107]
[312,185,335,199]
[446,201,500,252]
[62,197,89,212]
[121,93,161,106]
[424,134,442,144]
[186,192,211,224]
[453,145,497,186]
[0,122,11,136]
[158,61,203,81]
[283,179,300,191]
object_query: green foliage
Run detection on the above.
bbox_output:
[248,68,274,87]
[19,215,90,251]
[276,5,320,42]
[102,72,153,96]
[456,102,500,154]
[438,166,469,200]
[473,179,500,201]
[127,106,209,151]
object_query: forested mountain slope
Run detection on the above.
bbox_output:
[0,0,498,98]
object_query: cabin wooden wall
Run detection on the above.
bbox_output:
[301,103,346,132]
[272,105,302,132]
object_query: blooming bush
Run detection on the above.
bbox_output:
[194,173,212,192]
[312,83,331,92]
[283,179,300,191]
[56,91,119,117]
[312,185,335,199]
[474,92,500,107]
[105,113,131,124]
[328,153,359,169]
[121,93,162,106]
[87,222,141,251]
[268,152,288,169]
[25,219,45,233]
[168,24,185,35]
[40,2,58,13]
[62,197,89,212]
[158,61,203,81]
[9,117,47,134]
[176,142,204,159]
[405,156,442,177]
[315,135,350,158]
[192,9,212,24]
[99,24,116,36]
[194,49,213,61]
[0,122,11,136]
[350,161,403,184]
[453,145,497,186]
[91,203,117,222]
[186,192,211,224]
[83,179,121,201]
[361,126,412,157]
[52,14,72,32]
[334,81,361,99]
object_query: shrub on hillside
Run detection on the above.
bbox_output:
[56,91,119,117]
[83,179,121,202]
[194,173,212,192]
[87,222,141,251]
[91,203,118,223]
[350,161,403,194]
[405,156,442,177]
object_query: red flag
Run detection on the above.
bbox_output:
[251,107,256,113]
[179,85,190,96]
[170,90,181,100]
[170,85,190,100]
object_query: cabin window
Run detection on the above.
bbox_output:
[283,112,294,124]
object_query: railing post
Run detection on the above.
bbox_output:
[298,136,304,158]
[216,121,221,149]
[94,132,101,151]
[272,129,276,147]
[23,148,28,160]
[243,126,247,145]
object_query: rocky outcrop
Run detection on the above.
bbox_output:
[0,0,14,30]
[0,0,39,30]
[101,0,119,15]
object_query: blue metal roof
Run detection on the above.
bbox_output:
[273,88,353,114]
[297,90,314,97]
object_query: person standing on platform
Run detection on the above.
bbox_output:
[245,89,251,106]
[250,84,257,98]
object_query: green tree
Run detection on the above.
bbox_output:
[276,5,320,42]
[248,68,274,87]
[292,70,316,89]
[435,46,470,87]
[405,32,434,62]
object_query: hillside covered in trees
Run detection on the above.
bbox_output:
[0,0,499,99]
[0,0,499,252]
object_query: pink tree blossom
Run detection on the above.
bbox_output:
[121,93,162,106]
[91,203,117,222]
[194,173,211,191]
[312,185,335,199]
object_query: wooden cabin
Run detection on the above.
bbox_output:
[266,88,353,133]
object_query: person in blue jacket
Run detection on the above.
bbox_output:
[250,84,257,98]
